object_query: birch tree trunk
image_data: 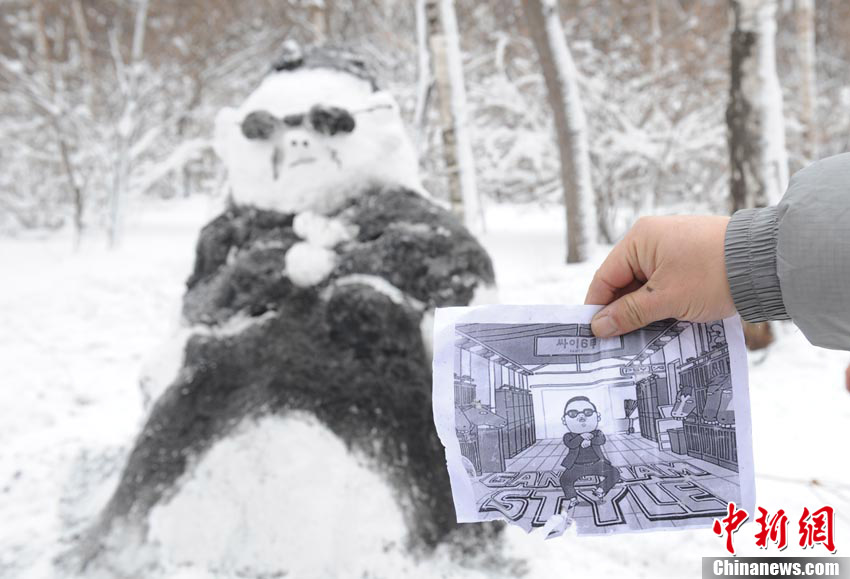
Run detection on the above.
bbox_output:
[413,0,433,157]
[795,0,817,162]
[727,0,789,212]
[71,0,95,112]
[306,0,328,41]
[34,0,86,245]
[425,0,483,233]
[727,0,788,350]
[650,0,661,75]
[522,0,597,263]
[109,0,150,247]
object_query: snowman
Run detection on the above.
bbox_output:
[68,43,498,575]
[213,42,424,291]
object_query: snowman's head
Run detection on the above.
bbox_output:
[214,43,421,214]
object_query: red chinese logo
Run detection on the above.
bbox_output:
[799,506,836,553]
[713,504,837,554]
[754,507,788,551]
[713,502,749,555]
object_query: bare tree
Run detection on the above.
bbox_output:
[522,0,597,263]
[299,0,330,41]
[0,1,304,240]
[727,0,789,212]
[27,0,88,244]
[425,0,482,232]
[649,0,662,75]
[795,0,818,162]
[413,0,433,157]
[727,0,789,350]
[108,0,150,247]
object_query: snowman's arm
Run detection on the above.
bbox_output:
[335,189,495,307]
[186,210,241,289]
[184,208,302,324]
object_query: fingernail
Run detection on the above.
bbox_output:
[591,311,618,337]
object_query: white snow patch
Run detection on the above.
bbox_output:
[0,196,213,577]
[470,282,499,306]
[330,274,420,308]
[146,412,409,578]
[421,309,436,360]
[293,211,358,247]
[200,310,279,338]
[138,325,192,409]
[284,242,337,287]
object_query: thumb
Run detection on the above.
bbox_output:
[591,287,666,337]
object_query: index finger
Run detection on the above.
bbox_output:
[584,234,645,306]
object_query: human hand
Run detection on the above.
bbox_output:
[581,440,591,448]
[580,432,594,440]
[585,216,736,337]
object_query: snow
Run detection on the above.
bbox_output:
[0,196,217,578]
[330,274,414,307]
[292,211,357,248]
[146,413,411,579]
[2,198,849,577]
[284,241,337,287]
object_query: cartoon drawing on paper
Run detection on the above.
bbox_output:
[558,396,621,512]
[441,314,754,536]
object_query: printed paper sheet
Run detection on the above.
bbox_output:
[432,305,755,537]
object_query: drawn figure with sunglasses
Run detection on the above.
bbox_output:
[559,396,621,510]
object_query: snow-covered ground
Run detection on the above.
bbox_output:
[1,198,848,578]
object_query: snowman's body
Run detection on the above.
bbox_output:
[72,46,497,574]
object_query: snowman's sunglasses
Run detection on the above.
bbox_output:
[240,103,393,141]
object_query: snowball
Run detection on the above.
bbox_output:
[292,211,357,248]
[284,242,336,287]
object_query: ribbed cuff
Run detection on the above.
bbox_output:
[724,207,790,322]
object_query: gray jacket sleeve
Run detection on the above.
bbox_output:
[725,152,850,350]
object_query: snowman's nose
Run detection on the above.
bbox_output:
[284,129,314,151]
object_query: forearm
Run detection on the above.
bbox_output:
[724,153,850,349]
[724,206,789,323]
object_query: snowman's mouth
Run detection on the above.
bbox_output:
[288,157,317,168]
